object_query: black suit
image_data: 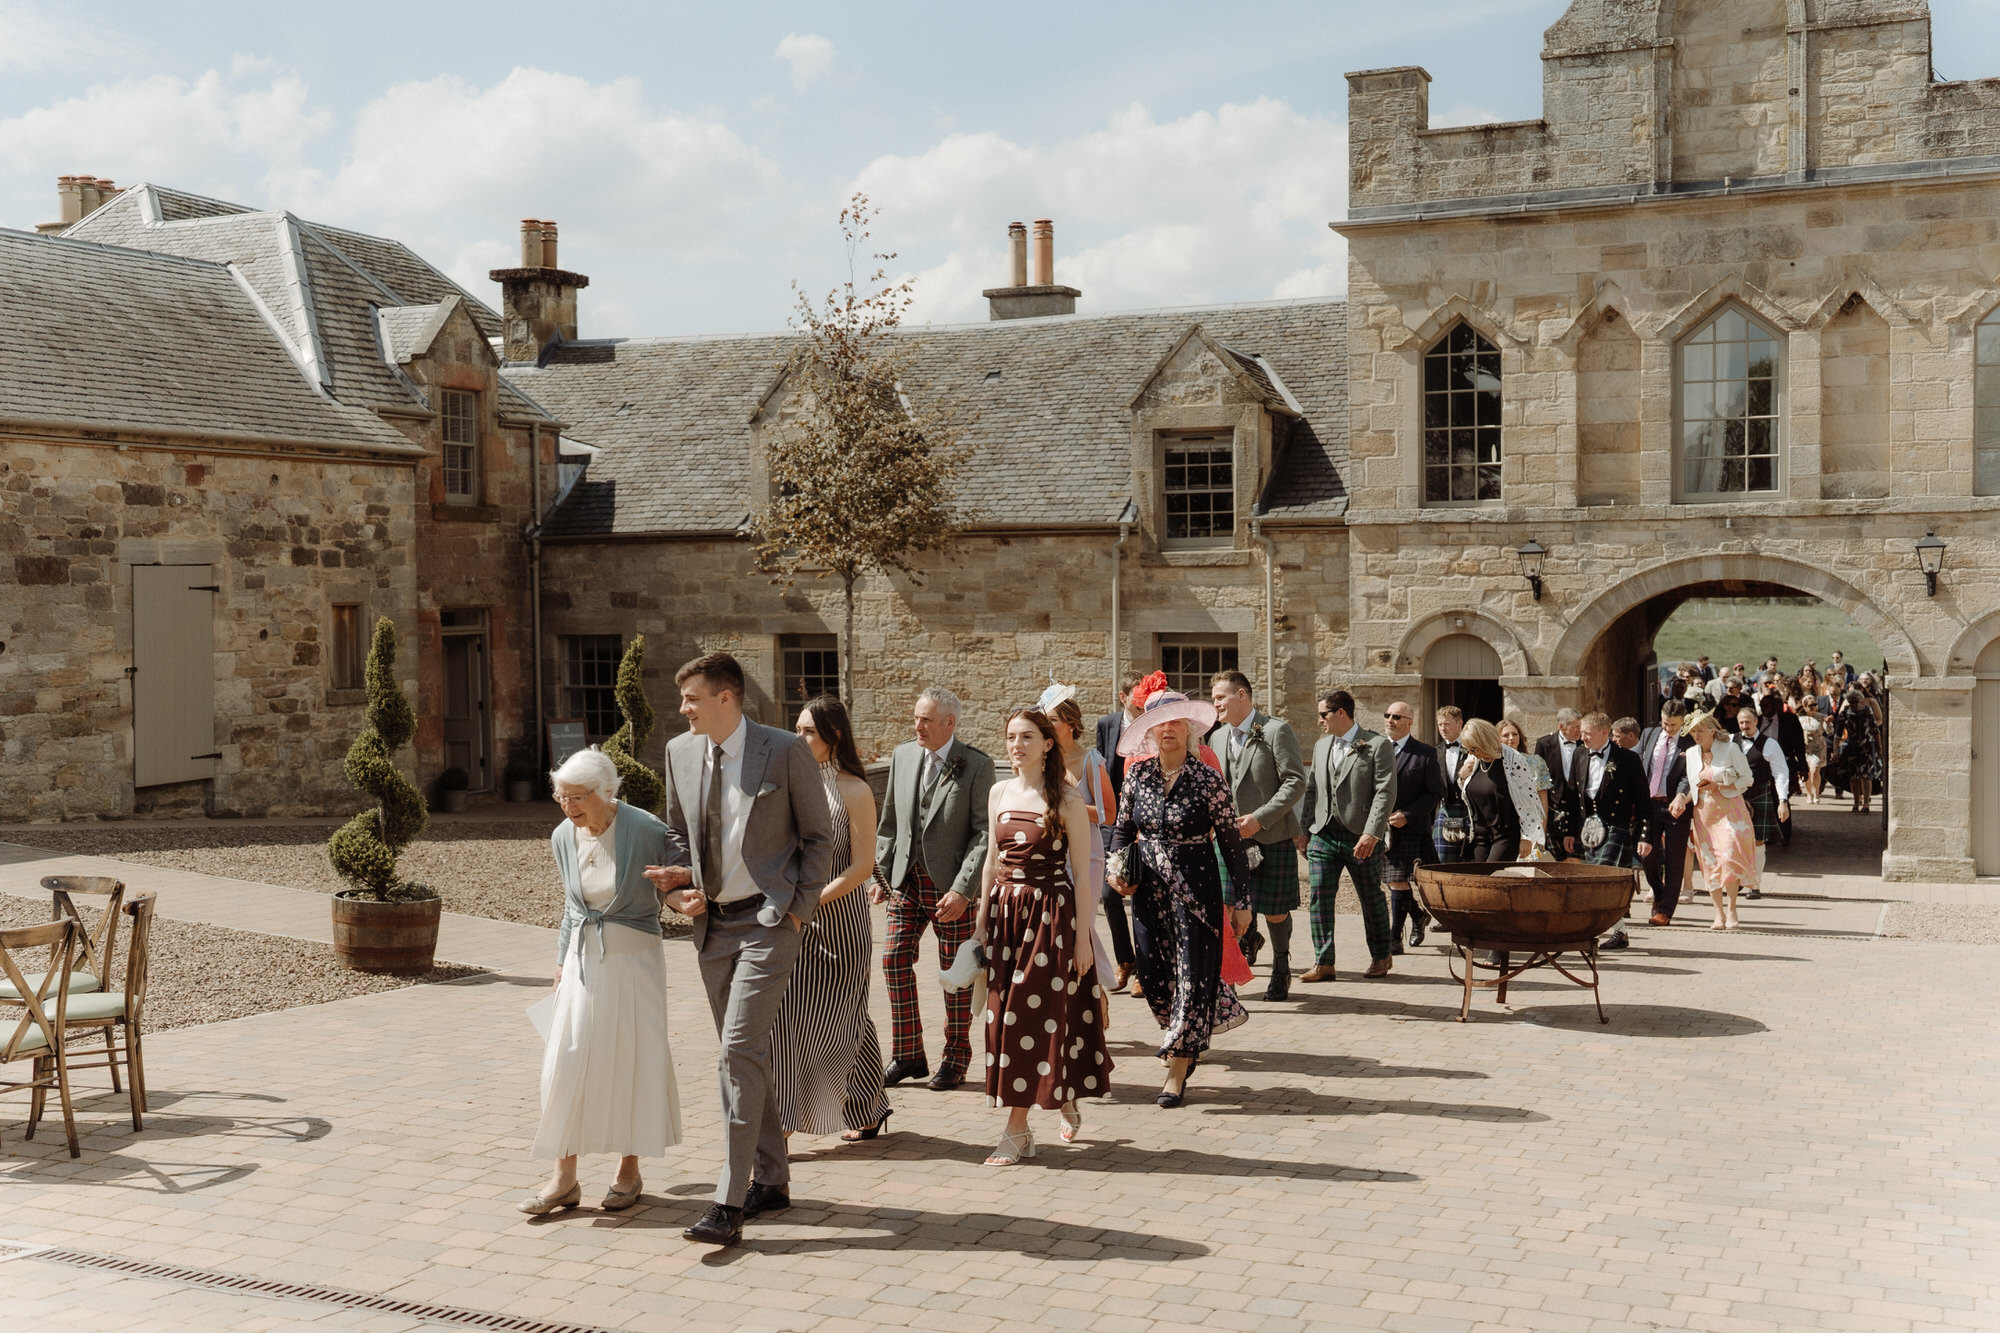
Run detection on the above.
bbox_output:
[1535,732,1586,856]
[1636,725,1693,918]
[1386,735,1444,944]
[1092,710,1135,970]
[1560,745,1654,867]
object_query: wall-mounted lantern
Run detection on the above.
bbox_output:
[1516,539,1547,602]
[1915,531,1946,597]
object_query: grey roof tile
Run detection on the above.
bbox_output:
[509,299,1348,538]
[0,228,420,454]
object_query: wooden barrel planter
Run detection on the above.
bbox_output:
[331,891,442,973]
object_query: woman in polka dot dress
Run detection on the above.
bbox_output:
[974,707,1114,1166]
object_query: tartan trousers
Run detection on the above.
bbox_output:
[881,865,974,1075]
[1306,830,1393,966]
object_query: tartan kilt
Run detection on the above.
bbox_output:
[1747,789,1779,844]
[1580,826,1637,869]
[1233,838,1303,915]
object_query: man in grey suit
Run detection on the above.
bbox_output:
[873,685,996,1091]
[1207,670,1308,1000]
[1295,689,1399,980]
[645,652,834,1247]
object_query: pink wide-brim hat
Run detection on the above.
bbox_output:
[1116,690,1218,759]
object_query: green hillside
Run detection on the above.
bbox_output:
[1653,598,1887,677]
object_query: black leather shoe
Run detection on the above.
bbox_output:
[1261,973,1290,1003]
[1408,920,1426,948]
[1600,929,1631,950]
[742,1183,790,1219]
[927,1066,964,1092]
[1744,887,1763,899]
[682,1204,743,1246]
[882,1058,929,1086]
[1240,926,1263,969]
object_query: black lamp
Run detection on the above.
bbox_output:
[1516,539,1547,602]
[1915,531,1946,597]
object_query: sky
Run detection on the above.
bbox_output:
[5,1,1999,337]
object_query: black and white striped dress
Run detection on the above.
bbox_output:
[773,761,893,1135]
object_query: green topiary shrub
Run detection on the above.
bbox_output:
[327,617,433,901]
[601,634,664,814]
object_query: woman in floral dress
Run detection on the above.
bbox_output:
[1668,710,1757,930]
[975,708,1111,1166]
[1107,689,1253,1109]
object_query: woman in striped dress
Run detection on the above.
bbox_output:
[772,696,894,1141]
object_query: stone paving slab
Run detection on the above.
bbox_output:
[3,854,1996,1333]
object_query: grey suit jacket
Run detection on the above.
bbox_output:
[660,720,836,949]
[874,738,996,901]
[1299,726,1399,841]
[1206,710,1307,844]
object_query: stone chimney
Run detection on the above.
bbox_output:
[37,175,122,233]
[488,217,591,362]
[983,217,1080,320]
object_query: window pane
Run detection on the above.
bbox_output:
[1162,441,1232,543]
[1978,315,2000,366]
[1159,636,1238,696]
[1747,379,1772,416]
[1423,430,1449,465]
[1477,465,1503,500]
[1476,429,1502,464]
[1979,447,2000,496]
[1685,344,1714,381]
[1422,325,1502,504]
[1748,457,1774,492]
[562,635,624,741]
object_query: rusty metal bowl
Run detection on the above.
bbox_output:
[1413,862,1635,948]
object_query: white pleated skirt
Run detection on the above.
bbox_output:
[531,922,681,1160]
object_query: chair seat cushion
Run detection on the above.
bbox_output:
[2,1022,53,1055]
[60,992,128,1023]
[0,971,100,1001]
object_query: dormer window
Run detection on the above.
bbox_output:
[1163,433,1234,547]
[441,388,479,503]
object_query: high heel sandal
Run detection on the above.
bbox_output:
[985,1128,1036,1165]
[840,1109,893,1143]
[1059,1101,1082,1143]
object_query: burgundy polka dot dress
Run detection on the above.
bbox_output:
[983,809,1114,1110]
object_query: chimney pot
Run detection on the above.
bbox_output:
[540,220,559,271]
[520,218,544,268]
[1007,221,1028,287]
[57,176,84,225]
[1032,219,1054,286]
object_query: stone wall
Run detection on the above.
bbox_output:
[0,430,417,820]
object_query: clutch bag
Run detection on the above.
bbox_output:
[940,938,987,992]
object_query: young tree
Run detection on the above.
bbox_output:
[601,634,664,814]
[754,194,972,703]
[326,617,431,900]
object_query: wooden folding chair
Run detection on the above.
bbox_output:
[0,917,82,1157]
[58,894,155,1130]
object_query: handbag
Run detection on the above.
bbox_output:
[1106,847,1136,895]
[1220,921,1254,987]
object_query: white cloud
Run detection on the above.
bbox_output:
[774,33,836,93]
[0,3,146,73]
[849,99,1349,324]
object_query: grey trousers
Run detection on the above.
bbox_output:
[697,911,803,1208]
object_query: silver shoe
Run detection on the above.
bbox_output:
[600,1177,643,1211]
[517,1182,581,1215]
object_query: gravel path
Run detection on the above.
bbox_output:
[1880,902,2000,945]
[0,897,484,1032]
[2,820,689,938]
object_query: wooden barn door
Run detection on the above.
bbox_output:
[131,565,219,788]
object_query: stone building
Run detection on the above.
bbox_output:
[1337,0,2000,880]
[2,185,558,818]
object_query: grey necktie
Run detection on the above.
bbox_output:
[701,742,724,896]
[921,750,941,805]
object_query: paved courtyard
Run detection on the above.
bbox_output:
[1,807,1995,1333]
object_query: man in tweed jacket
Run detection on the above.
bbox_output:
[1207,671,1308,1000]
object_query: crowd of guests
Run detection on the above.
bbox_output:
[513,649,1883,1247]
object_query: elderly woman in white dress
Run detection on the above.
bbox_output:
[521,747,701,1216]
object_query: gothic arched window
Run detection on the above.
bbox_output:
[1421,324,1501,505]
[1677,305,1782,499]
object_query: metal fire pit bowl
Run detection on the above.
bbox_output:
[1412,861,1637,1023]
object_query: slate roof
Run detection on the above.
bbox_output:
[0,228,420,454]
[509,298,1348,539]
[54,184,540,424]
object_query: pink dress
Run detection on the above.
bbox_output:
[1688,753,1759,891]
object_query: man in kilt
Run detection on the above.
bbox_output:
[1208,671,1308,1000]
[1559,712,1654,951]
[1736,704,1792,900]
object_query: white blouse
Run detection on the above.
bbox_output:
[573,818,618,910]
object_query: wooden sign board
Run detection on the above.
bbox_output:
[547,718,589,770]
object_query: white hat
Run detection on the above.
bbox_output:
[1116,689,1218,759]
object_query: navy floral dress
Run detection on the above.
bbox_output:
[1108,757,1253,1060]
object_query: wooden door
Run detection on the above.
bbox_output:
[1422,633,1504,740]
[441,630,490,790]
[131,565,218,787]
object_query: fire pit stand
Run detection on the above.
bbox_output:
[1412,861,1636,1024]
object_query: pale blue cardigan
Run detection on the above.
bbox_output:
[551,801,672,976]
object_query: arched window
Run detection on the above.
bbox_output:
[1677,305,1782,499]
[1422,324,1501,504]
[1978,307,2000,496]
